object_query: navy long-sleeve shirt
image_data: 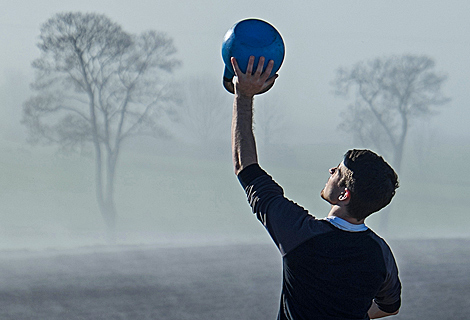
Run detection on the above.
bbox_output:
[238,164,401,320]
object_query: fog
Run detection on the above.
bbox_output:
[0,0,469,251]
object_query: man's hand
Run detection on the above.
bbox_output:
[231,56,277,98]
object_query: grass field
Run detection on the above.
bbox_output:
[0,238,469,319]
[0,138,468,319]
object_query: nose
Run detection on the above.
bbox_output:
[329,167,336,175]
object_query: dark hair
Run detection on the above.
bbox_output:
[340,149,399,221]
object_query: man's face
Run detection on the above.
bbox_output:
[320,161,346,205]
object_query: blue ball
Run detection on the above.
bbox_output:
[222,18,285,92]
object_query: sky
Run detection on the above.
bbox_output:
[0,0,469,249]
[0,0,469,145]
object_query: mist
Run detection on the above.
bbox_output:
[0,0,469,251]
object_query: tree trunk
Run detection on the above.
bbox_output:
[393,112,408,174]
[94,145,119,244]
[105,150,119,243]
[377,206,391,236]
[378,112,407,235]
[101,198,117,244]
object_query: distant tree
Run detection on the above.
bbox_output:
[178,75,231,144]
[22,12,181,241]
[333,55,450,173]
[254,94,290,148]
[0,69,30,140]
[333,55,450,233]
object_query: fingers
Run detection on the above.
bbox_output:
[265,73,278,87]
[246,56,255,75]
[255,56,265,75]
[231,57,241,76]
[231,56,277,96]
[263,59,275,78]
[232,56,274,77]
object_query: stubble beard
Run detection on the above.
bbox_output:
[320,187,334,205]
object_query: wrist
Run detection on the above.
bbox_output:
[234,94,254,115]
[235,91,254,101]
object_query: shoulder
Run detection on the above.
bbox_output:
[366,232,399,272]
[367,232,395,256]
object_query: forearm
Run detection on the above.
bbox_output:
[232,93,258,175]
[368,300,399,319]
[229,56,275,175]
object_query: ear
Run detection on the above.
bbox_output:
[338,188,351,202]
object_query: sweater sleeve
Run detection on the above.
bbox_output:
[374,241,402,313]
[237,164,322,255]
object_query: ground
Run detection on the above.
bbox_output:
[0,238,468,319]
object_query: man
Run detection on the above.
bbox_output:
[230,56,401,319]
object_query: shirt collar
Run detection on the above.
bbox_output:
[324,216,368,232]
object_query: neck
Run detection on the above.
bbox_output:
[328,205,365,225]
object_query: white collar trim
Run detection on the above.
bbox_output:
[324,216,368,232]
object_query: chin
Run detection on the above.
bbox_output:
[320,191,333,204]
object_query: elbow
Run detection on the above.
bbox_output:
[380,308,399,318]
[368,301,400,319]
[234,163,245,177]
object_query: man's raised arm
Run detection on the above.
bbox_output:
[231,56,276,175]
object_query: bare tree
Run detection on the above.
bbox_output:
[333,55,450,173]
[22,12,181,241]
